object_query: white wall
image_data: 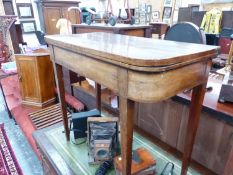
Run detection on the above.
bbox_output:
[0,0,5,15]
[181,0,202,7]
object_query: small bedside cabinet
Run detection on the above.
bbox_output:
[15,53,56,108]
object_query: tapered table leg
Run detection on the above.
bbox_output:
[181,83,207,175]
[54,63,70,141]
[119,97,135,175]
[95,82,101,113]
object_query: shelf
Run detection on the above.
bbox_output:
[72,80,119,114]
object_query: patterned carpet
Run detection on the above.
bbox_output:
[0,124,23,175]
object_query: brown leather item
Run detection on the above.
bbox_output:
[114,148,156,175]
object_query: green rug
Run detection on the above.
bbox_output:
[45,126,200,175]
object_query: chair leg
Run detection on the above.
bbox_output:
[0,83,12,119]
[13,118,17,125]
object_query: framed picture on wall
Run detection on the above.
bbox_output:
[152,11,160,20]
[163,7,172,19]
[164,0,173,7]
[17,3,34,18]
[21,21,36,33]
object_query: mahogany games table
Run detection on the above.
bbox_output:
[45,33,219,175]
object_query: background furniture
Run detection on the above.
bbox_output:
[46,33,218,175]
[149,22,169,39]
[36,0,81,34]
[15,53,55,108]
[178,9,233,30]
[72,23,152,38]
[3,0,20,54]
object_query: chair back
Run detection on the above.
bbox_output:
[164,22,206,44]
[35,31,46,45]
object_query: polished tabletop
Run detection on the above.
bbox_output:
[45,32,219,69]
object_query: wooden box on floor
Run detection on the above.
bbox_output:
[15,53,56,108]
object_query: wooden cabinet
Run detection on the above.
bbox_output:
[39,0,81,34]
[44,7,61,34]
[15,53,55,108]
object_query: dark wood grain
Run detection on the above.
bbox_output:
[181,83,208,175]
[178,74,233,122]
[45,33,218,68]
[95,83,101,113]
[15,54,56,108]
[55,64,70,140]
[40,0,81,34]
[49,51,70,141]
[119,98,135,175]
[224,145,233,175]
[118,68,135,175]
[72,23,152,38]
[150,22,169,39]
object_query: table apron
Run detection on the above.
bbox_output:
[51,46,209,103]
